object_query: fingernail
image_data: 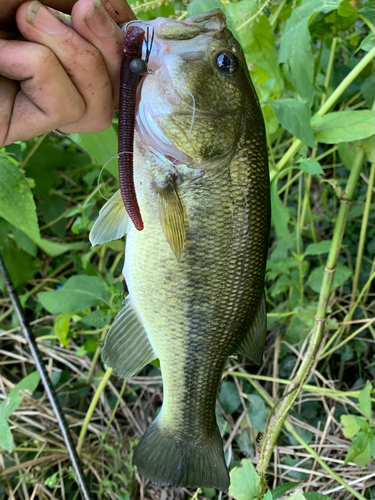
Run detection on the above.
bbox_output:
[86,0,115,38]
[27,1,69,35]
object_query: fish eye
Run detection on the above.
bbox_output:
[215,51,238,74]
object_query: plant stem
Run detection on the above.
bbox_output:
[256,147,365,496]
[351,162,375,298]
[321,37,338,107]
[77,367,113,456]
[270,46,375,180]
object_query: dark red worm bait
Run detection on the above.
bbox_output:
[118,26,145,231]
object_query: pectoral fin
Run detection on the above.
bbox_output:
[235,293,267,365]
[90,190,130,246]
[156,182,186,261]
[102,297,156,378]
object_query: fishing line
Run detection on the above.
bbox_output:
[97,151,136,201]
[0,252,93,500]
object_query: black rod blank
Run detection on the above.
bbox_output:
[0,252,93,500]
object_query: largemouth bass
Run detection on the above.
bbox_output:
[90,9,270,491]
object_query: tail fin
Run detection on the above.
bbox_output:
[133,420,230,491]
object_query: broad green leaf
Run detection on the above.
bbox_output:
[37,238,85,257]
[341,414,365,438]
[218,381,241,414]
[358,381,372,420]
[271,171,291,239]
[358,0,375,25]
[313,111,375,144]
[0,372,40,419]
[270,99,315,148]
[304,240,332,256]
[356,33,375,53]
[307,263,351,293]
[81,310,111,328]
[338,0,356,17]
[248,394,269,432]
[288,490,306,500]
[263,492,273,500]
[238,12,283,93]
[70,127,118,178]
[38,275,111,313]
[0,156,40,241]
[344,431,372,466]
[54,313,72,348]
[187,0,227,18]
[271,482,300,499]
[201,488,216,499]
[279,0,339,104]
[229,459,261,500]
[0,418,13,452]
[299,159,324,175]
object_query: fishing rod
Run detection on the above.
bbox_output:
[0,251,93,500]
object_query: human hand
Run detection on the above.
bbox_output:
[0,0,135,146]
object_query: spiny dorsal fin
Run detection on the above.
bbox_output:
[235,293,267,365]
[102,297,156,378]
[156,181,186,261]
[90,190,130,247]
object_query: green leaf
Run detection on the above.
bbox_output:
[263,492,273,500]
[270,99,315,148]
[38,275,111,313]
[356,33,375,53]
[54,313,72,348]
[272,482,300,499]
[0,372,40,419]
[218,381,241,414]
[187,0,227,18]
[288,490,306,500]
[358,0,375,25]
[341,414,362,438]
[0,418,13,452]
[271,172,291,239]
[0,156,40,241]
[338,0,357,17]
[201,488,216,499]
[307,263,351,293]
[229,459,261,500]
[299,159,324,175]
[279,0,339,104]
[304,240,332,256]
[81,310,111,328]
[70,127,118,178]
[248,394,269,432]
[313,111,375,144]
[344,431,372,466]
[37,238,85,257]
[238,12,283,93]
[358,381,372,420]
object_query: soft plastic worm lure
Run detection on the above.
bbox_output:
[118,25,154,231]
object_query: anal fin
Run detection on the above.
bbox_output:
[90,190,130,247]
[102,297,156,378]
[235,293,267,365]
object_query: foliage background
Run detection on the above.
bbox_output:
[0,0,374,499]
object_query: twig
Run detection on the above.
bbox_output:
[0,251,93,500]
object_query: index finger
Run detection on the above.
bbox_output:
[0,0,135,28]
